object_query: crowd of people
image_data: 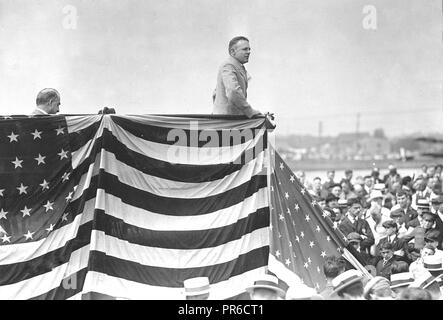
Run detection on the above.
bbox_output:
[181,163,443,300]
[297,163,443,299]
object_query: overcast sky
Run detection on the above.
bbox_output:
[0,0,442,136]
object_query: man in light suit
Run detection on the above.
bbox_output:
[32,88,61,115]
[213,36,262,118]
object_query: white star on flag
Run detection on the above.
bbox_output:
[316,225,321,232]
[11,157,23,169]
[279,163,284,170]
[43,201,54,212]
[55,127,65,135]
[301,188,306,195]
[321,251,327,258]
[294,203,300,211]
[58,149,68,160]
[295,236,300,242]
[305,215,311,222]
[317,266,321,273]
[21,206,31,217]
[17,183,28,195]
[307,257,312,264]
[333,222,338,230]
[24,230,34,240]
[3,116,12,119]
[289,241,292,247]
[0,189,4,196]
[31,129,42,140]
[62,212,69,222]
[0,208,7,220]
[284,192,289,199]
[275,250,281,258]
[309,241,315,248]
[46,224,55,233]
[7,131,19,142]
[290,175,295,183]
[62,172,70,182]
[1,234,11,243]
[35,154,46,165]
[279,214,284,221]
[65,192,73,202]
[311,199,317,206]
[322,211,329,218]
[304,262,309,269]
[300,231,305,238]
[326,236,331,242]
[285,258,291,266]
[286,208,291,214]
[40,179,50,191]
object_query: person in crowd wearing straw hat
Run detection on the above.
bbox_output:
[390,272,415,296]
[319,256,346,299]
[330,269,366,300]
[407,198,431,229]
[363,276,394,300]
[246,274,285,300]
[183,277,211,300]
[367,189,390,220]
[409,270,442,300]
[396,287,433,300]
[409,244,435,277]
[422,254,443,278]
[285,284,323,300]
[365,201,389,249]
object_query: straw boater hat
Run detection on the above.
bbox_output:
[390,272,415,289]
[285,284,323,300]
[373,183,386,191]
[183,277,210,297]
[363,276,391,299]
[416,198,430,211]
[331,269,364,295]
[369,190,384,202]
[409,270,438,290]
[423,255,443,272]
[246,274,286,297]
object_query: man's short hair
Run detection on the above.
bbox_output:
[380,242,394,251]
[228,36,249,53]
[347,198,361,207]
[323,256,345,279]
[382,220,398,230]
[36,88,60,106]
[390,261,409,274]
[396,190,408,198]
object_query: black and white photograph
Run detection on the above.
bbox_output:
[0,0,442,304]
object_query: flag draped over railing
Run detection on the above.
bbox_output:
[0,114,271,300]
[0,113,365,300]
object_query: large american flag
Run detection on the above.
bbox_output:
[0,114,272,300]
[0,113,365,300]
